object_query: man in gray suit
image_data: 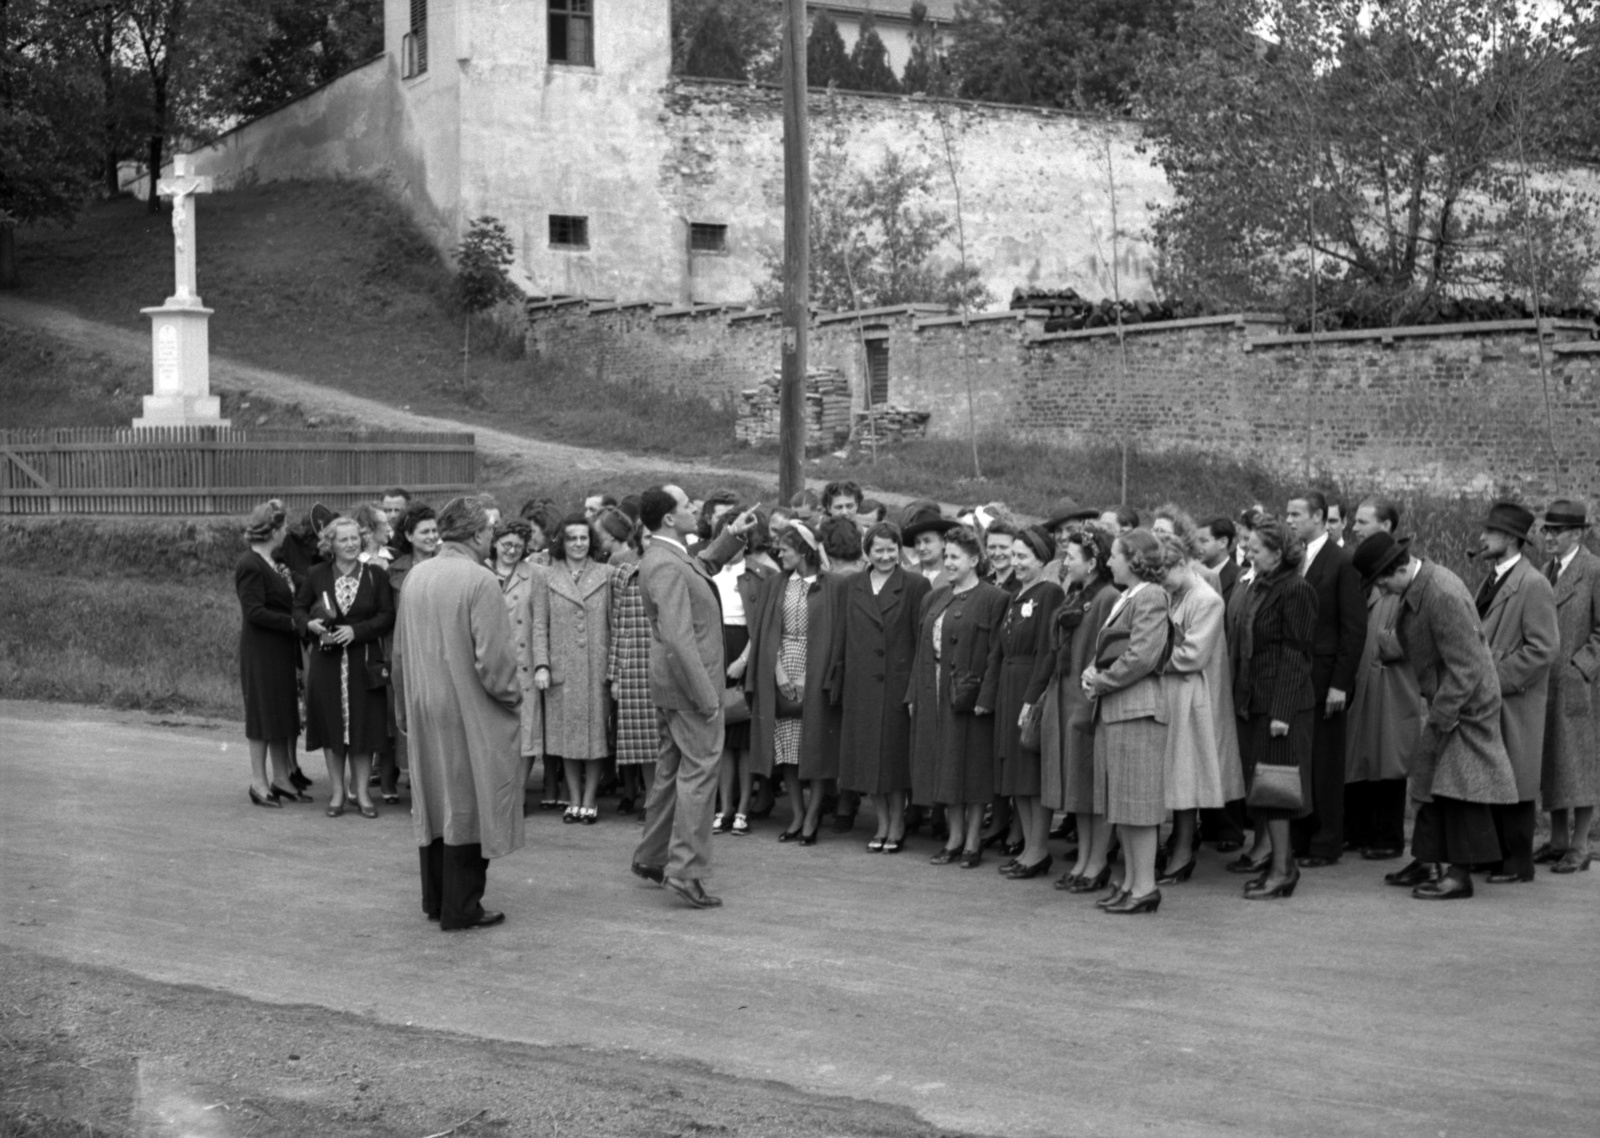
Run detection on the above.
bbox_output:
[630,484,752,908]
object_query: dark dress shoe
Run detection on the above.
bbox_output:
[798,823,820,846]
[631,862,665,884]
[1297,855,1340,868]
[1384,859,1439,887]
[325,803,345,818]
[1213,839,1243,853]
[442,910,506,930]
[1551,850,1592,874]
[1103,888,1161,914]
[1484,869,1534,884]
[881,837,906,854]
[248,787,283,809]
[1048,818,1077,841]
[1532,842,1561,864]
[1004,854,1053,880]
[1361,847,1403,860]
[777,825,804,843]
[1157,857,1196,885]
[959,849,983,869]
[288,768,313,791]
[270,784,313,803]
[1053,871,1081,890]
[1094,885,1129,909]
[1068,866,1112,894]
[1243,867,1300,900]
[1413,876,1474,900]
[1226,852,1271,874]
[664,877,722,909]
[929,846,960,865]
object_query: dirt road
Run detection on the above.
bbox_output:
[2,700,1596,1137]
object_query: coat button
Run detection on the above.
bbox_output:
[875,648,884,656]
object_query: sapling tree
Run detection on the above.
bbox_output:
[455,215,517,389]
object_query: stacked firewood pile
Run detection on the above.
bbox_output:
[1290,295,1600,333]
[852,405,931,448]
[737,368,853,450]
[1010,288,1221,333]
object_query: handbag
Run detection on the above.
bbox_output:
[1247,762,1304,813]
[1018,700,1043,751]
[774,685,804,719]
[364,659,391,690]
[722,685,751,725]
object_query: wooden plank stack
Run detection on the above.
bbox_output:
[737,368,853,451]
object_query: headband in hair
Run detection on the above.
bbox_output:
[1017,526,1053,564]
[787,521,818,553]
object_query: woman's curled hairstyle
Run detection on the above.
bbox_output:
[395,504,437,555]
[1116,528,1167,584]
[1251,517,1305,571]
[944,524,988,576]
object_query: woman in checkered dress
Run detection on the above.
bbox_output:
[600,509,655,813]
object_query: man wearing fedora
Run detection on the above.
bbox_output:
[1474,501,1559,885]
[1355,533,1519,899]
[1537,500,1600,874]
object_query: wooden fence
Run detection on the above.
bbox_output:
[0,427,478,515]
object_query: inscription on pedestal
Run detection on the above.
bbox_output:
[156,325,179,393]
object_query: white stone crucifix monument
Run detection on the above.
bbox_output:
[134,154,229,428]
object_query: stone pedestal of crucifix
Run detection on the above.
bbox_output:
[133,155,230,428]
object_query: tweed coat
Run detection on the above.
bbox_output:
[1039,580,1118,812]
[1088,582,1172,823]
[605,559,656,766]
[992,578,1066,795]
[1344,590,1425,783]
[1396,562,1518,805]
[1542,545,1600,807]
[1161,577,1244,810]
[907,580,1009,806]
[746,570,846,780]
[1478,556,1559,799]
[831,565,932,795]
[393,543,524,858]
[531,559,614,760]
[499,560,545,758]
[1089,583,1172,722]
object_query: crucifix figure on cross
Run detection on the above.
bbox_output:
[157,154,213,306]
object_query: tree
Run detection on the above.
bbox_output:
[806,9,855,89]
[1139,0,1600,326]
[670,0,778,81]
[1,0,102,286]
[946,0,1185,111]
[229,0,381,119]
[455,215,517,388]
[849,13,899,94]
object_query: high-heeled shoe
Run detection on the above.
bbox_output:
[358,801,378,819]
[867,836,887,852]
[1157,857,1196,885]
[777,824,804,843]
[1104,888,1162,914]
[1095,885,1129,909]
[799,822,820,846]
[1226,851,1272,875]
[270,784,312,803]
[1004,854,1053,880]
[288,768,313,792]
[929,845,961,865]
[1001,839,1025,858]
[1053,871,1082,891]
[996,857,1019,874]
[325,802,345,818]
[1243,866,1300,900]
[960,848,983,869]
[1066,865,1112,894]
[881,836,905,854]
[249,786,282,809]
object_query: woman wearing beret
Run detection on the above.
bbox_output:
[1041,529,1120,891]
[236,501,304,808]
[295,516,397,818]
[833,522,932,852]
[993,527,1066,878]
[909,526,1009,867]
[1081,529,1172,914]
[1229,519,1320,899]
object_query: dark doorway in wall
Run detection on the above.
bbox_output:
[863,328,890,407]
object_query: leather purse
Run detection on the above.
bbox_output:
[364,660,391,690]
[1247,763,1304,813]
[774,686,804,719]
[722,685,751,725]
[1018,701,1043,751]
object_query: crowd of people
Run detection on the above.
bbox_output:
[233,478,1600,924]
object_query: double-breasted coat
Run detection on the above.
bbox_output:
[992,578,1065,797]
[1542,545,1600,808]
[830,565,932,795]
[1397,561,1518,806]
[532,559,614,760]
[746,570,845,780]
[394,543,524,858]
[1161,577,1244,810]
[1232,566,1319,818]
[907,581,1009,806]
[1478,556,1559,800]
[1039,580,1118,813]
[1345,590,1425,783]
[499,560,545,758]
[235,551,302,742]
[294,561,395,754]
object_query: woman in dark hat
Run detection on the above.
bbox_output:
[236,500,304,808]
[901,500,957,589]
[992,526,1066,878]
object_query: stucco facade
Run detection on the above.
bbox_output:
[183,0,1167,308]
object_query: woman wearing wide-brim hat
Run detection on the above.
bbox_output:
[900,500,958,590]
[1536,499,1600,873]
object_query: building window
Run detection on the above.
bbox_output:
[549,0,594,66]
[549,215,589,249]
[689,223,728,254]
[402,0,427,77]
[864,332,889,407]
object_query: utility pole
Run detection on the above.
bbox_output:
[778,0,809,503]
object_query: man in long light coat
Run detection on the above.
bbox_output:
[1538,500,1600,873]
[394,496,524,931]
[1474,502,1559,885]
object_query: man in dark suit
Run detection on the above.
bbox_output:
[1287,491,1368,865]
[630,485,751,909]
[1196,516,1240,604]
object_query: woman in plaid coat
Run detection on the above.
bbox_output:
[601,510,655,813]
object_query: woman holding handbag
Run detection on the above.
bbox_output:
[295,516,396,818]
[992,527,1066,878]
[1081,529,1171,914]
[1230,518,1319,900]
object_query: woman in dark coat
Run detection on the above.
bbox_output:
[908,526,1008,867]
[993,527,1066,878]
[1230,518,1319,900]
[1040,529,1119,890]
[746,523,844,843]
[236,500,303,808]
[832,522,932,852]
[295,516,396,818]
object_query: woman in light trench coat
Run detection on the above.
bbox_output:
[533,512,614,824]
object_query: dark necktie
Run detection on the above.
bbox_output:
[1547,559,1560,587]
[1476,570,1505,618]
